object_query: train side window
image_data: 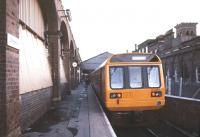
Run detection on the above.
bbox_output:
[129,67,142,88]
[147,66,160,87]
[196,67,200,83]
[110,67,124,89]
[174,69,179,82]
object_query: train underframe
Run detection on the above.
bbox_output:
[108,110,161,127]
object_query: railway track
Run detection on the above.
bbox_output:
[114,121,195,137]
[106,105,197,137]
[146,128,159,137]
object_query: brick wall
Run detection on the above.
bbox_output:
[0,46,21,137]
[6,0,21,132]
[0,0,78,136]
[159,96,200,133]
[20,87,53,131]
[6,0,19,36]
[0,46,6,136]
[19,0,70,131]
[0,0,21,136]
[5,46,21,137]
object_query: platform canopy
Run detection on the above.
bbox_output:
[81,52,113,74]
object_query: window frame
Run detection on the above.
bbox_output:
[109,66,125,89]
[147,66,161,88]
[109,65,161,89]
[128,66,143,89]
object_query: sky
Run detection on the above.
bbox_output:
[62,0,200,61]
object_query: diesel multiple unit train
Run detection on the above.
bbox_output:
[90,53,165,113]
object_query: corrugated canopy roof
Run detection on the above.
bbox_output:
[81,52,113,74]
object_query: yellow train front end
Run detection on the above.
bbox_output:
[103,53,166,112]
[105,87,165,111]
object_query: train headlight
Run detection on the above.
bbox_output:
[117,93,122,98]
[110,93,122,99]
[151,91,162,97]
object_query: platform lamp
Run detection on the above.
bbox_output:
[57,9,72,22]
[44,29,63,49]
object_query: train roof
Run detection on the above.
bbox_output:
[90,52,161,74]
[108,52,161,63]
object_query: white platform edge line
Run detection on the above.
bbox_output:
[166,94,200,102]
[93,91,117,137]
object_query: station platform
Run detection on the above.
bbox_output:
[23,84,117,137]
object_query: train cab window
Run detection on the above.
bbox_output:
[129,67,142,88]
[110,67,124,89]
[147,66,160,87]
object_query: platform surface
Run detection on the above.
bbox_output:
[69,85,116,137]
[23,84,116,137]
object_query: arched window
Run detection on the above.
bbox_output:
[146,46,148,53]
[186,31,189,35]
[174,69,179,82]
[183,63,189,80]
[191,31,194,35]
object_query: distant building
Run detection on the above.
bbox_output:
[137,22,200,98]
[137,23,198,55]
[175,22,197,42]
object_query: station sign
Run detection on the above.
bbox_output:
[7,33,20,49]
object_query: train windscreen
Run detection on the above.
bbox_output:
[110,67,124,89]
[109,66,160,89]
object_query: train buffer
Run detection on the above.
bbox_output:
[23,84,116,137]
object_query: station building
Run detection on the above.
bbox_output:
[137,22,200,98]
[0,0,81,136]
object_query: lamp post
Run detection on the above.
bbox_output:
[72,61,78,89]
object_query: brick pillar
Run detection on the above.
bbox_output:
[5,46,21,137]
[48,34,61,102]
[74,67,78,88]
[0,0,21,136]
[70,55,75,90]
[0,45,7,136]
[0,0,6,135]
[53,36,61,101]
[66,52,71,94]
